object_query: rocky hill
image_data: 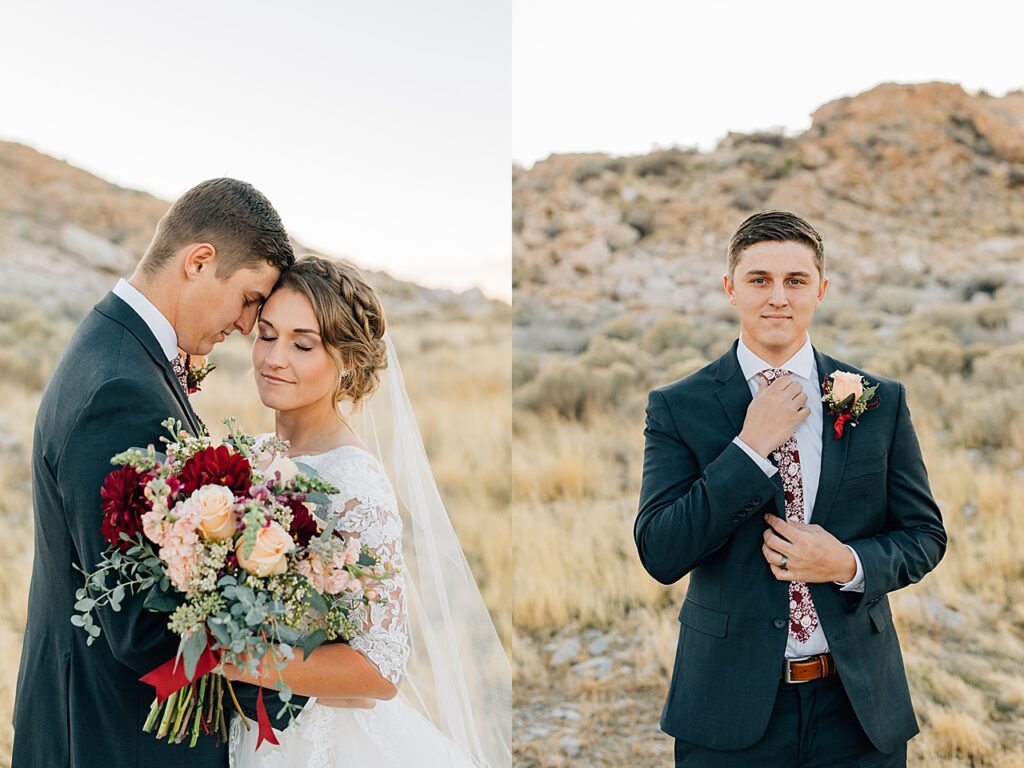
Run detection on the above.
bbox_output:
[0,140,499,322]
[513,81,1024,353]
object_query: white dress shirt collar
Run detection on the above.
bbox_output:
[736,334,815,383]
[112,278,179,362]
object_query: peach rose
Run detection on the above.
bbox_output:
[262,456,299,487]
[236,520,295,577]
[830,371,864,403]
[191,485,237,542]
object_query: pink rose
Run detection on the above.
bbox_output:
[236,520,295,577]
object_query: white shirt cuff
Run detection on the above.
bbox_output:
[732,437,777,477]
[835,545,865,592]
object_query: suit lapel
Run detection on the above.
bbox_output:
[714,341,786,517]
[809,347,849,528]
[94,292,202,436]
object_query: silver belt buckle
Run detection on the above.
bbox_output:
[784,655,813,684]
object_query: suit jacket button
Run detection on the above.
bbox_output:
[751,496,761,506]
[773,618,786,630]
[730,513,743,523]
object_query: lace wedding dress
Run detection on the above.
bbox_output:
[229,442,477,767]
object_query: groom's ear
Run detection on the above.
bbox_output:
[182,243,217,279]
[723,273,736,304]
[816,275,829,304]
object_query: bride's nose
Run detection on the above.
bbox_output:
[263,344,287,370]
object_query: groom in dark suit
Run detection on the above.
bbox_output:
[12,179,307,767]
[636,211,945,766]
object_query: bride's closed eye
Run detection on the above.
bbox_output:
[257,334,312,352]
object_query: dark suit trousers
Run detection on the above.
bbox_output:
[674,675,907,767]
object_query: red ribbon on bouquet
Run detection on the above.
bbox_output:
[139,641,279,750]
[139,643,221,702]
[255,688,280,748]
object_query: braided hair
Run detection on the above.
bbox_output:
[275,255,388,407]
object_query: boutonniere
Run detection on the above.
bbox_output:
[186,355,216,395]
[821,371,880,439]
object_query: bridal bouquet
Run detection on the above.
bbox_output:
[72,418,396,749]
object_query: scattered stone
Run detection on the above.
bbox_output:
[549,636,582,667]
[572,656,614,679]
[559,736,584,758]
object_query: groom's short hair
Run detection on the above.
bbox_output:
[727,211,824,280]
[140,178,294,279]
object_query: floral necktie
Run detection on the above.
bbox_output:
[170,352,190,394]
[761,367,819,644]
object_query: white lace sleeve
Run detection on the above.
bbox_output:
[315,448,410,687]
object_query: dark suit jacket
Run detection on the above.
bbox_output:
[635,341,946,754]
[12,292,304,767]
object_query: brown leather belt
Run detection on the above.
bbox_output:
[781,653,836,684]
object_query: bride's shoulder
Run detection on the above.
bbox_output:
[307,445,394,497]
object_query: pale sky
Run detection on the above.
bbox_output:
[515,0,1024,166]
[0,0,511,301]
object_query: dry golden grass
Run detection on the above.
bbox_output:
[0,314,509,766]
[513,385,1024,765]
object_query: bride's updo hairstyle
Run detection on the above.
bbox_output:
[276,255,388,407]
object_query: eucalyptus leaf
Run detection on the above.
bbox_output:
[304,491,331,507]
[143,588,180,613]
[294,462,317,477]
[302,629,328,659]
[304,589,328,614]
[182,629,207,681]
[275,626,302,645]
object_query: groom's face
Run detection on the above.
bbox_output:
[724,240,828,360]
[178,246,282,355]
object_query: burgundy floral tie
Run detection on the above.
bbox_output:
[170,352,190,394]
[761,367,820,644]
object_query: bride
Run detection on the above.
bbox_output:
[224,256,510,767]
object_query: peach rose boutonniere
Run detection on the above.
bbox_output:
[821,370,880,439]
[185,354,216,395]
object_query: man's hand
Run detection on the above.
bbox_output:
[738,374,810,458]
[762,514,857,583]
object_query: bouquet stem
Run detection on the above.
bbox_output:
[174,685,197,744]
[171,681,194,737]
[156,689,179,739]
[216,676,229,743]
[224,677,251,731]
[142,695,163,733]
[190,675,209,747]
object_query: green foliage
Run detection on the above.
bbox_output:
[598,314,642,342]
[515,359,640,420]
[640,316,694,356]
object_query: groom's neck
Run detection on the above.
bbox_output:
[739,333,807,368]
[128,268,177,326]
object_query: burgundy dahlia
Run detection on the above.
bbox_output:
[180,445,252,496]
[100,466,150,552]
[281,494,319,547]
